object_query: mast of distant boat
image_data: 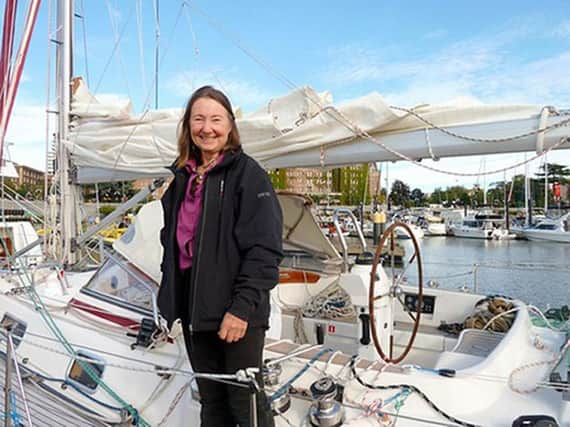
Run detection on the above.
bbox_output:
[524,153,532,226]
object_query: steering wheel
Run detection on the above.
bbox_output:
[368,221,423,363]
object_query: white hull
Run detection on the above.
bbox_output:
[424,222,447,236]
[1,199,568,426]
[394,223,424,240]
[450,226,493,239]
[523,229,570,243]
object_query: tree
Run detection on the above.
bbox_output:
[268,169,287,189]
[389,180,410,207]
[535,163,570,184]
[89,181,136,203]
[410,188,426,206]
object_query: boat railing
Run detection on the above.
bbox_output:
[421,260,570,294]
[332,208,367,272]
[1,326,33,426]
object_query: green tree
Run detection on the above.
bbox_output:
[410,188,426,206]
[389,180,410,207]
[535,163,570,184]
[268,169,287,190]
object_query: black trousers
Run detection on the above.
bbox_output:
[182,326,275,427]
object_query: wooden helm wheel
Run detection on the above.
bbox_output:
[369,221,423,363]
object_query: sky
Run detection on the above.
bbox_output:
[4,0,570,192]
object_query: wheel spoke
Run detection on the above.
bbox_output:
[373,291,390,301]
[397,294,417,323]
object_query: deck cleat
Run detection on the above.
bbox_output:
[308,377,344,427]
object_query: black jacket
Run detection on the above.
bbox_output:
[157,149,283,332]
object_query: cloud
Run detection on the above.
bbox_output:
[422,29,448,41]
[320,20,570,107]
[552,21,570,39]
[164,69,272,111]
[4,100,51,170]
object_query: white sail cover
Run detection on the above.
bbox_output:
[68,79,570,183]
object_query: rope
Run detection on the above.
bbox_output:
[185,0,570,179]
[301,280,357,321]
[135,0,148,97]
[10,268,151,426]
[269,347,332,402]
[349,357,479,427]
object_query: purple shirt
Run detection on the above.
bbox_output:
[176,155,224,270]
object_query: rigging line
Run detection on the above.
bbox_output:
[390,105,570,145]
[161,2,200,97]
[153,0,160,109]
[107,2,186,179]
[67,1,136,157]
[175,1,202,92]
[8,268,150,425]
[105,0,132,102]
[44,0,56,257]
[185,1,570,178]
[135,0,148,97]
[182,1,200,56]
[78,0,90,87]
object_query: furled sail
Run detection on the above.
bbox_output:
[68,78,570,183]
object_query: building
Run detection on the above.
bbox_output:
[13,163,46,188]
[271,163,381,202]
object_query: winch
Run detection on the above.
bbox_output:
[308,377,344,427]
[262,362,290,415]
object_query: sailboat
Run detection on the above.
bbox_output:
[1,1,570,425]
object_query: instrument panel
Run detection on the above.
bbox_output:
[404,293,435,314]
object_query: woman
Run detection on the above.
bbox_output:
[158,86,283,426]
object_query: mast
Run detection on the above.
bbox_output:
[524,153,531,226]
[544,154,548,216]
[56,0,79,265]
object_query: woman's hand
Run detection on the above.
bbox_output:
[218,312,248,343]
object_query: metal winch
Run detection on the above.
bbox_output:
[308,377,344,427]
[262,362,291,415]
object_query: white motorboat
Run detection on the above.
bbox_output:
[522,214,570,243]
[450,209,513,240]
[417,209,447,236]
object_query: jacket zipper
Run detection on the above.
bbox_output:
[188,177,209,334]
[215,177,225,259]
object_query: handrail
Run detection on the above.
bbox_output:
[332,208,367,272]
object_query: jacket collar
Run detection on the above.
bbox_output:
[167,148,242,175]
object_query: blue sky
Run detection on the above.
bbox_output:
[5,0,570,191]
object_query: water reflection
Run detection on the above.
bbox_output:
[397,237,570,310]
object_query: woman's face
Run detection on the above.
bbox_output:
[189,97,232,159]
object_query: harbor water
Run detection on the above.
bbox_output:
[397,237,570,310]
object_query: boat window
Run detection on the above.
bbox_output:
[281,248,342,274]
[535,223,558,230]
[0,313,27,348]
[463,220,480,228]
[66,350,105,394]
[82,253,158,313]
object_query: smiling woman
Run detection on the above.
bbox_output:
[157,85,283,426]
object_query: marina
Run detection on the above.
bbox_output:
[0,0,569,426]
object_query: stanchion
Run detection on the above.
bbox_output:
[4,328,12,427]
